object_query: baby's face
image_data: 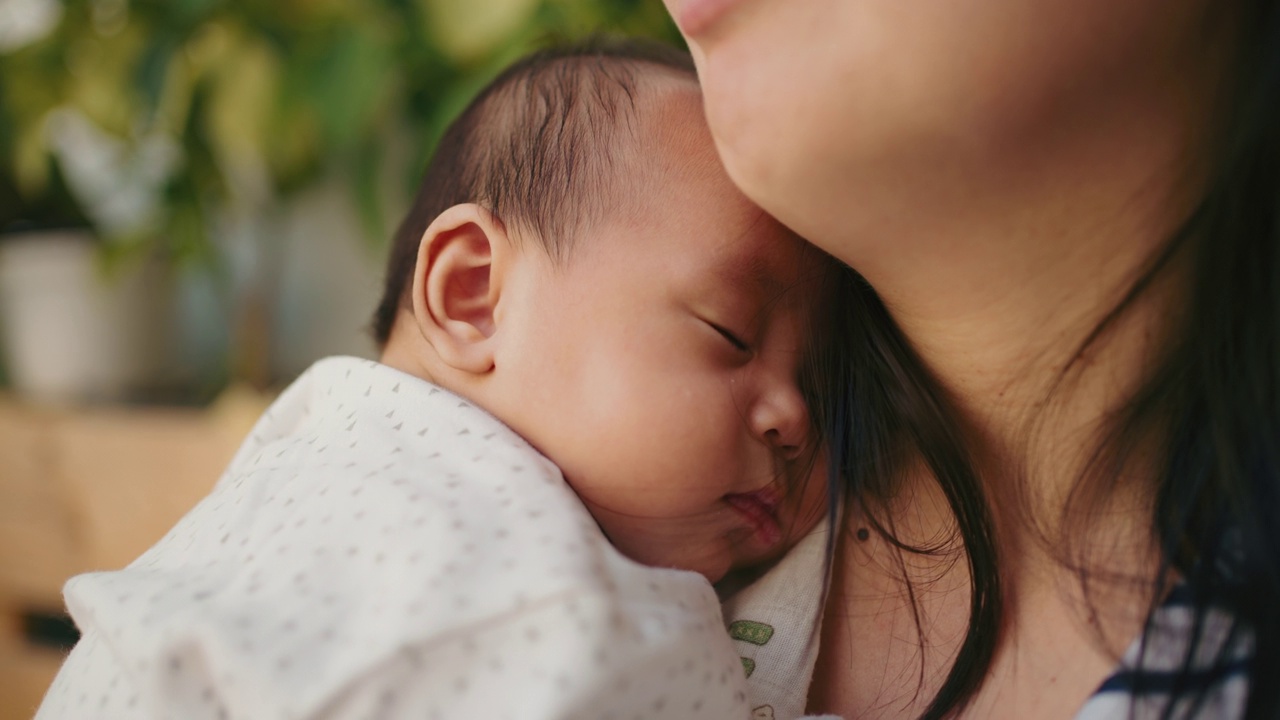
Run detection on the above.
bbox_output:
[490,86,829,581]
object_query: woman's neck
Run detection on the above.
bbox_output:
[858,85,1203,521]
[834,73,1222,640]
[886,195,1180,486]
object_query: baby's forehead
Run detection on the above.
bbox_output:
[605,96,822,278]
[481,53,828,303]
[591,76,718,194]
[710,226,833,305]
[574,89,829,301]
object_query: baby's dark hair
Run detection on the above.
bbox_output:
[371,38,696,346]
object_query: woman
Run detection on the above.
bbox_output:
[664,0,1277,718]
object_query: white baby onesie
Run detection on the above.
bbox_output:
[719,519,833,720]
[37,356,751,720]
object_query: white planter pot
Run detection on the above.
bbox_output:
[0,231,170,404]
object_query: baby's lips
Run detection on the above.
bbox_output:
[723,490,783,547]
[754,484,783,515]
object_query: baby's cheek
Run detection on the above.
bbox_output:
[558,348,745,506]
[593,508,737,580]
[563,416,738,521]
[578,358,722,450]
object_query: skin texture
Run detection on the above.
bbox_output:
[665,0,1229,717]
[382,83,828,583]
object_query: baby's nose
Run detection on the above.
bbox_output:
[749,387,810,460]
[763,428,805,461]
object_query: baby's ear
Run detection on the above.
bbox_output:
[409,203,507,375]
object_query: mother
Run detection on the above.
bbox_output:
[664,0,1279,718]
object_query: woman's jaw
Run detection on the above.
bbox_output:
[664,0,1226,267]
[665,0,743,37]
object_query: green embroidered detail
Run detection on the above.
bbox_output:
[729,620,774,646]
[741,657,756,678]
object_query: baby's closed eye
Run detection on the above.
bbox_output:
[706,320,752,353]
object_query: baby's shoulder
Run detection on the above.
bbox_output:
[56,360,728,719]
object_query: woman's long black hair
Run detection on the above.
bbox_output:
[814,0,1280,717]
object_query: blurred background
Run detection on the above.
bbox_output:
[0,0,680,714]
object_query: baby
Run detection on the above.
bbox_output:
[37,40,838,720]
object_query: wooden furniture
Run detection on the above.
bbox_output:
[0,390,265,719]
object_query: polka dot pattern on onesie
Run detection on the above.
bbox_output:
[36,357,752,720]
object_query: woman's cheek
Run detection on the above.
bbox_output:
[691,40,863,246]
[695,48,787,199]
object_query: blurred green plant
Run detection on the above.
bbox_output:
[0,0,681,260]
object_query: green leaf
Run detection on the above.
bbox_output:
[351,137,386,246]
[170,0,223,26]
[206,30,280,201]
[135,32,180,122]
[420,0,540,63]
[12,115,50,197]
[309,24,396,153]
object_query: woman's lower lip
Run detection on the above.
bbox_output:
[671,0,742,36]
[724,493,782,546]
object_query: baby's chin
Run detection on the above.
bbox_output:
[611,536,736,584]
[673,558,733,584]
[690,555,734,584]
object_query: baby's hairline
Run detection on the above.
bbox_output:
[373,40,704,348]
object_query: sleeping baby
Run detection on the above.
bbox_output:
[37,39,844,720]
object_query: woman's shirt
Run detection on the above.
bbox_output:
[1073,583,1252,719]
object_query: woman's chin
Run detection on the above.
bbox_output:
[706,115,836,251]
[692,52,832,244]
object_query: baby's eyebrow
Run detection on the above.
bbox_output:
[715,251,785,299]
